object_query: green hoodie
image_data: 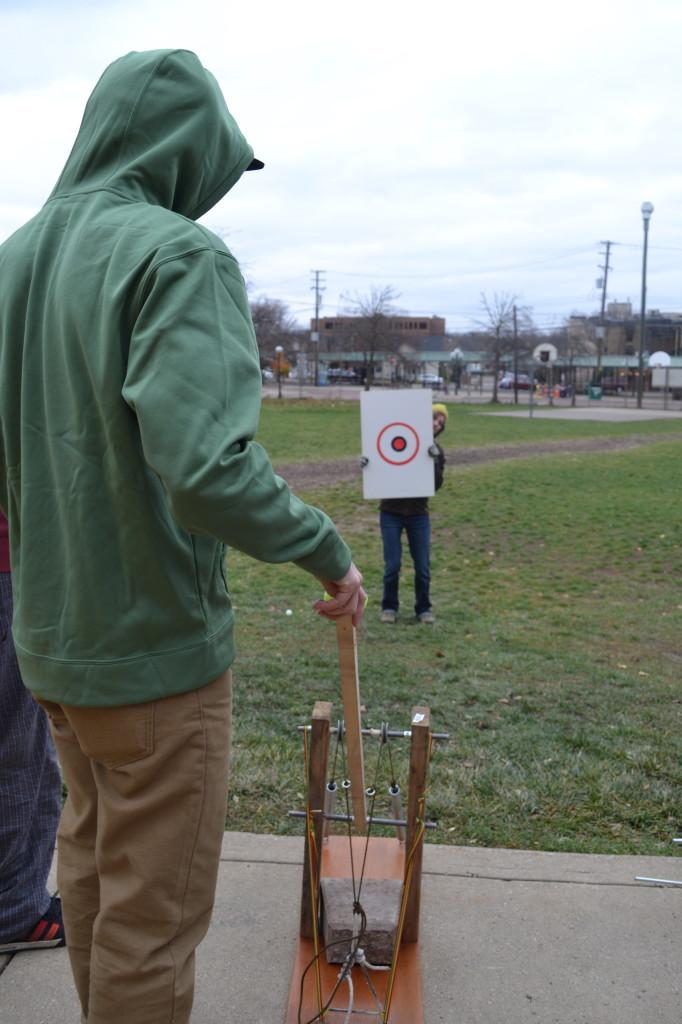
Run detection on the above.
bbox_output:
[0,49,351,707]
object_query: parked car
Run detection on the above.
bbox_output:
[599,376,627,393]
[261,368,274,381]
[499,373,531,390]
[416,373,444,388]
[327,368,361,383]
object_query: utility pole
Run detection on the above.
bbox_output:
[310,270,325,386]
[596,240,613,382]
[512,304,519,405]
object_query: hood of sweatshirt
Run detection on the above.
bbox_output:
[48,48,257,220]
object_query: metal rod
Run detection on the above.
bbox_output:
[288,810,437,830]
[297,724,449,741]
[388,783,405,843]
[323,780,338,842]
[324,1010,379,1018]
[635,876,682,887]
[365,727,450,741]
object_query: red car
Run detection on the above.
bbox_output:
[499,373,531,390]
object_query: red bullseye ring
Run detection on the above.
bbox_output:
[376,422,420,465]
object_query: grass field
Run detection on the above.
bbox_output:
[257,397,682,463]
[226,401,682,855]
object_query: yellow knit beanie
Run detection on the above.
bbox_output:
[432,403,449,420]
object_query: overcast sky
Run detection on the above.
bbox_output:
[1,0,681,332]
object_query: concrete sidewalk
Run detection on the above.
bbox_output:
[1,832,680,1023]
[480,405,682,422]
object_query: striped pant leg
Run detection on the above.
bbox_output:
[0,571,62,941]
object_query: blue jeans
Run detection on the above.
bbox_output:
[380,511,431,616]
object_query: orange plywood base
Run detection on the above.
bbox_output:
[285,836,423,1024]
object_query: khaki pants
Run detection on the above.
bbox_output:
[38,670,232,1024]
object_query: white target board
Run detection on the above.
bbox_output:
[360,390,435,499]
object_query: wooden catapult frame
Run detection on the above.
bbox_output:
[285,617,436,1023]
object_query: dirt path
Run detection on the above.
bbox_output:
[274,433,682,492]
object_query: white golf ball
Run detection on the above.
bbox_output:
[285,608,293,616]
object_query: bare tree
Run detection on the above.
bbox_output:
[477,292,533,403]
[340,285,402,390]
[250,297,298,366]
[552,319,595,405]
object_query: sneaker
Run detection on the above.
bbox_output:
[0,895,66,953]
[417,611,434,624]
[380,609,397,624]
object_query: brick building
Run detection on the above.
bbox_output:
[312,315,446,353]
[569,302,682,357]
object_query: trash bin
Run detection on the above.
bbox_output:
[587,385,603,400]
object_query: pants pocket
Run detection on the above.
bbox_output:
[60,702,155,769]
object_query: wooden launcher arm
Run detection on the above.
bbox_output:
[335,615,367,832]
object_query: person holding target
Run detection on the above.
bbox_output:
[379,404,447,624]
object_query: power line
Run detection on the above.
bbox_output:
[323,246,597,280]
[617,242,682,252]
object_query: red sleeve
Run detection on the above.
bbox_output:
[0,512,10,572]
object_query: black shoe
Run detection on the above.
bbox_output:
[0,895,66,953]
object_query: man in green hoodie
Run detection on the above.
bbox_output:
[0,49,365,1024]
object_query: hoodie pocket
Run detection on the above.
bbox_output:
[190,534,230,635]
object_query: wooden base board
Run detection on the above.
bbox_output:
[284,836,424,1024]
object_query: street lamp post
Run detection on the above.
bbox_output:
[275,345,284,400]
[637,201,654,409]
[450,347,463,394]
